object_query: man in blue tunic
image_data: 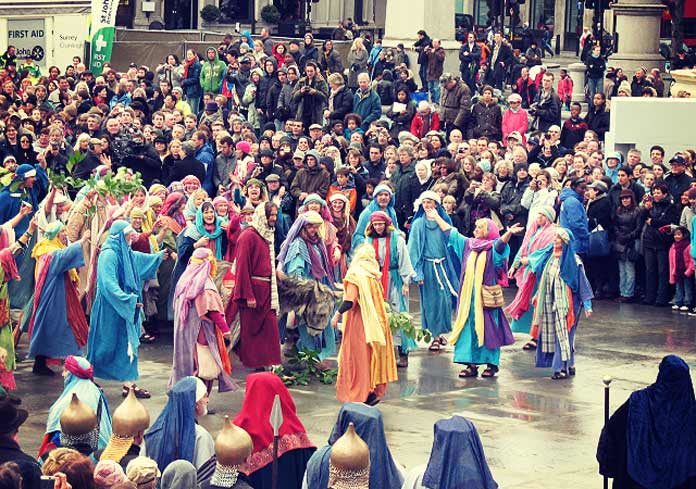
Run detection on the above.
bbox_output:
[408,191,460,351]
[27,222,90,376]
[0,163,48,238]
[277,211,337,361]
[352,184,399,249]
[87,221,166,396]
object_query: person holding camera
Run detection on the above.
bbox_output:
[529,72,561,133]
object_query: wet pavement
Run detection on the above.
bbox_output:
[10,292,696,488]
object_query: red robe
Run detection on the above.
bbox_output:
[227,227,281,368]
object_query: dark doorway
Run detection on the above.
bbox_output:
[220,0,253,22]
[165,0,198,29]
[116,0,135,28]
[563,0,581,51]
[354,0,364,24]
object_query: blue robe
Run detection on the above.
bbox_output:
[88,240,163,381]
[283,239,336,360]
[0,167,48,237]
[408,218,458,337]
[28,243,85,359]
[527,245,593,372]
[448,231,510,366]
[46,373,112,450]
[351,197,398,250]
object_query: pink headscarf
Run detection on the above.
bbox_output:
[173,248,215,327]
[93,460,126,488]
[64,355,94,380]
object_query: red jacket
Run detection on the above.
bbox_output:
[410,112,441,139]
[557,76,573,101]
[502,109,529,144]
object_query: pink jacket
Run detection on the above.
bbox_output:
[502,109,529,144]
[557,76,573,101]
[669,243,694,284]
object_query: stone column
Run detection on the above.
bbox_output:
[382,0,459,75]
[608,0,665,72]
[568,62,587,102]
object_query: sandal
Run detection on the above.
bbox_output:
[522,339,537,351]
[551,371,569,380]
[140,333,157,344]
[481,366,498,378]
[428,340,441,352]
[437,336,448,346]
[365,393,381,406]
[396,355,409,368]
[132,386,151,399]
[458,365,479,378]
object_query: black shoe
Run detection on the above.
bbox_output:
[32,361,55,376]
[365,393,381,406]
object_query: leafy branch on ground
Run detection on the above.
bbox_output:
[272,348,338,386]
[386,302,432,344]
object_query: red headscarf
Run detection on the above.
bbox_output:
[0,248,19,283]
[369,211,393,299]
[233,373,315,475]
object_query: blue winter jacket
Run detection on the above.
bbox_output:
[195,143,216,195]
[352,89,382,130]
[559,187,589,255]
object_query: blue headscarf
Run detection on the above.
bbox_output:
[352,185,399,249]
[45,356,112,450]
[627,355,696,489]
[306,403,403,489]
[183,202,224,259]
[144,376,198,470]
[422,416,498,489]
[102,220,140,295]
[527,228,579,293]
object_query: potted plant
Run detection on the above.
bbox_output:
[200,4,221,24]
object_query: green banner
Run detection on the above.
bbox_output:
[89,0,118,72]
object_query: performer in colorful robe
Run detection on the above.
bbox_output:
[505,205,558,350]
[407,191,460,351]
[233,372,316,489]
[332,245,398,405]
[229,202,282,370]
[42,356,112,455]
[428,212,523,378]
[87,221,165,393]
[28,221,90,376]
[352,184,399,249]
[0,216,36,390]
[278,211,337,360]
[524,227,593,379]
[364,211,416,367]
[328,193,356,280]
[171,248,235,395]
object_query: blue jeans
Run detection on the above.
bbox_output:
[587,77,602,101]
[674,276,693,306]
[428,80,441,104]
[618,259,635,298]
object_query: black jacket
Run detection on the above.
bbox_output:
[386,99,416,139]
[641,197,680,249]
[469,101,502,140]
[500,178,530,227]
[608,182,645,211]
[121,143,162,187]
[459,42,481,73]
[587,194,614,235]
[165,156,206,185]
[327,86,354,122]
[664,172,692,207]
[0,436,41,489]
[531,89,561,132]
[585,104,610,141]
[73,151,102,180]
[585,54,606,79]
[614,206,642,246]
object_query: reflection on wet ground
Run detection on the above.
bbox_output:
[12,295,696,488]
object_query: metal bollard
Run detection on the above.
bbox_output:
[556,34,561,55]
[603,376,612,489]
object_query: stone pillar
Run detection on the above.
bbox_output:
[382,0,460,75]
[608,0,665,73]
[568,62,587,102]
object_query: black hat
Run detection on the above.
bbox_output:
[0,399,28,433]
[670,154,687,166]
[259,148,274,158]
[39,102,54,113]
[205,102,219,112]
[241,56,252,64]
[129,62,138,68]
[25,94,37,106]
[153,135,167,145]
